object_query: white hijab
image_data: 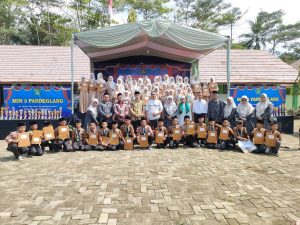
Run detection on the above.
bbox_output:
[237,95,254,117]
[164,96,177,116]
[87,98,98,117]
[256,93,270,117]
[224,97,237,118]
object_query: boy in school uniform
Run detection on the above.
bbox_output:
[251,119,266,154]
[54,117,73,152]
[195,115,207,147]
[5,122,30,160]
[120,116,136,150]
[219,119,234,150]
[72,119,85,151]
[84,122,100,151]
[206,118,219,149]
[265,121,282,157]
[28,120,44,156]
[167,116,181,149]
[108,121,124,151]
[98,120,110,150]
[154,118,168,149]
[41,121,55,152]
[137,117,154,150]
[180,115,197,148]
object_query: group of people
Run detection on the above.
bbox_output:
[4,74,281,160]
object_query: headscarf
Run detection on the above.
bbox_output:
[256,93,271,117]
[237,95,254,117]
[106,76,115,90]
[164,96,177,116]
[178,96,190,114]
[184,77,189,84]
[87,98,98,117]
[224,97,237,118]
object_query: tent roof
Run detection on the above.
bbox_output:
[74,20,228,63]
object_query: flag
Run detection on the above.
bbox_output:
[108,0,113,18]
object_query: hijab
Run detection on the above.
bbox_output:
[164,96,177,116]
[256,93,271,117]
[87,98,98,117]
[237,95,254,117]
[224,97,237,118]
[178,97,190,114]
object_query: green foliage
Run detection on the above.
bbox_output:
[127,8,137,23]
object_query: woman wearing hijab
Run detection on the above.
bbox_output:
[163,96,177,127]
[253,93,274,128]
[223,97,240,128]
[237,95,254,133]
[178,96,192,126]
[84,98,99,130]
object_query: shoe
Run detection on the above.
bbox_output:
[17,156,24,161]
[274,153,279,157]
[147,147,152,150]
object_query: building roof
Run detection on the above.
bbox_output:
[199,49,298,84]
[291,60,300,71]
[0,45,90,84]
[0,45,298,84]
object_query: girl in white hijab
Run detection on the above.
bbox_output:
[84,98,99,130]
[105,76,115,95]
[254,93,273,128]
[117,78,125,94]
[163,95,177,127]
[223,97,240,128]
[237,95,254,133]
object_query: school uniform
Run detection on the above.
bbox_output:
[84,130,100,151]
[107,129,124,150]
[54,127,73,152]
[180,123,196,148]
[72,128,85,151]
[5,131,29,159]
[206,125,219,148]
[233,127,248,145]
[265,130,281,155]
[28,130,43,156]
[252,128,266,154]
[195,123,207,146]
[137,125,154,148]
[167,125,181,149]
[155,126,168,148]
[41,126,55,151]
[98,128,110,150]
[219,126,234,150]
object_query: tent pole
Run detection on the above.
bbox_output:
[226,36,231,97]
[71,34,75,114]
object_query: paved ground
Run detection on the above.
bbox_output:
[0,137,300,225]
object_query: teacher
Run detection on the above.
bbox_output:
[253,93,274,129]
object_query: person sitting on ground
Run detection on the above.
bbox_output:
[195,115,207,147]
[180,115,197,148]
[41,121,55,152]
[84,122,100,151]
[54,117,72,152]
[167,116,181,149]
[28,120,44,156]
[98,120,110,150]
[5,122,30,161]
[120,116,136,140]
[154,118,168,149]
[218,119,234,150]
[107,121,124,151]
[206,118,219,149]
[251,119,266,154]
[265,121,282,157]
[137,117,154,150]
[72,119,85,151]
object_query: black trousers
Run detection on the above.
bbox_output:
[253,144,266,154]
[84,144,101,151]
[7,143,29,159]
[183,135,196,147]
[41,140,55,151]
[29,144,43,156]
[193,113,206,123]
[166,137,180,148]
[73,141,84,151]
[149,119,158,130]
[132,120,141,133]
[54,139,73,152]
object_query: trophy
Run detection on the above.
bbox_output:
[56,110,60,120]
[4,107,9,120]
[12,107,15,119]
[34,109,38,119]
[19,109,23,120]
[15,110,19,120]
[37,110,42,120]
[8,110,12,120]
[0,107,4,119]
[28,109,32,119]
[23,110,27,120]
[50,110,54,119]
[59,107,62,118]
[41,109,44,119]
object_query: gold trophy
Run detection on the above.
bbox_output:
[15,110,19,120]
[8,110,12,120]
[37,110,42,120]
[59,107,62,118]
[0,107,4,119]
[23,110,27,120]
[19,109,23,120]
[12,107,15,119]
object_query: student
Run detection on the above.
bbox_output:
[167,116,181,149]
[137,117,154,150]
[195,115,207,147]
[72,119,85,151]
[5,122,29,160]
[206,118,219,149]
[251,119,266,154]
[219,119,234,150]
[84,122,100,151]
[180,115,196,148]
[54,117,73,152]
[233,120,255,153]
[120,116,136,149]
[41,121,55,152]
[28,121,44,156]
[265,121,282,157]
[98,120,110,150]
[154,118,168,149]
[107,121,124,151]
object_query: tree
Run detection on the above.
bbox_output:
[280,42,300,64]
[174,0,195,26]
[127,8,137,23]
[240,10,284,50]
[126,0,171,21]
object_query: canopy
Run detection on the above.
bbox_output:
[74,20,228,63]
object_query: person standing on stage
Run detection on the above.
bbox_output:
[98,93,113,126]
[145,91,163,129]
[192,92,208,122]
[130,91,145,132]
[207,91,225,124]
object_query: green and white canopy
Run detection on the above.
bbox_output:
[74,20,228,63]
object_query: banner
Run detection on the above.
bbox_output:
[2,86,72,120]
[230,86,286,107]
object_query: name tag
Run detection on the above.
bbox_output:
[20,134,27,139]
[189,124,194,128]
[126,139,132,143]
[45,134,52,139]
[174,130,180,134]
[256,133,263,137]
[210,133,215,137]
[112,134,117,138]
[91,134,97,139]
[222,130,228,134]
[158,133,163,137]
[33,137,40,142]
[61,128,67,132]
[268,135,275,139]
[141,137,147,141]
[200,128,205,132]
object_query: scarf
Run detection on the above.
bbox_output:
[164,96,177,116]
[256,93,270,117]
[224,97,237,118]
[87,99,98,117]
[178,102,190,114]
[237,96,254,117]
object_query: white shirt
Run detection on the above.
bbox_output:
[145,99,163,120]
[192,99,208,114]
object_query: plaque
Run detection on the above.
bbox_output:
[43,126,55,140]
[58,126,70,140]
[31,130,43,145]
[18,132,31,147]
[124,137,134,150]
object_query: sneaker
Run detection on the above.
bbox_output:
[18,156,24,161]
[147,146,152,150]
